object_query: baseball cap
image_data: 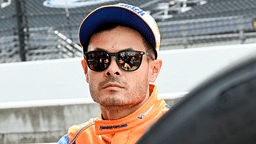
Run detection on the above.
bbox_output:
[79,3,160,59]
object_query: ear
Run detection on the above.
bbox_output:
[81,59,89,83]
[149,59,162,83]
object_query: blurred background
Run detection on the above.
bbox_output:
[0,0,255,63]
[0,0,256,143]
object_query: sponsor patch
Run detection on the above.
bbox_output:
[115,3,146,16]
[100,124,128,130]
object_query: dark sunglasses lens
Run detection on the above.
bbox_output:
[86,51,110,71]
[118,51,142,71]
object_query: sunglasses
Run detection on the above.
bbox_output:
[84,50,155,72]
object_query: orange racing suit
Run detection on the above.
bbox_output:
[58,84,169,144]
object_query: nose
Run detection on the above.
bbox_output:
[104,56,122,76]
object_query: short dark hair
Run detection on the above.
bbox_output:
[83,22,155,59]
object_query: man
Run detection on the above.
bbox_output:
[58,3,169,144]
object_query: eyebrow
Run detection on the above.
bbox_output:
[93,47,134,52]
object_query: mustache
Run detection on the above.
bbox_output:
[99,76,127,89]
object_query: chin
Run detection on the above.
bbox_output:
[93,91,144,107]
[99,96,132,106]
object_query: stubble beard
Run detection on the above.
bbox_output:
[89,75,149,109]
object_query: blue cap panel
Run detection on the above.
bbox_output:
[79,7,155,52]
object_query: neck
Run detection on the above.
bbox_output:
[100,94,150,120]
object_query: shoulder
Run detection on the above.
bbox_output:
[69,118,96,133]
[58,118,99,144]
[68,118,98,143]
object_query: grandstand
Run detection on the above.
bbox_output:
[0,0,255,63]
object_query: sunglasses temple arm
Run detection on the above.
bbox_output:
[145,52,155,60]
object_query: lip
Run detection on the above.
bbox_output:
[102,82,124,89]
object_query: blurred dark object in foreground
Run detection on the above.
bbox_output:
[138,53,256,144]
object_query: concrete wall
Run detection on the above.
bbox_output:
[0,102,100,143]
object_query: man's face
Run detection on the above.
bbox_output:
[82,26,157,108]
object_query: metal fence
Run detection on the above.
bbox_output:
[0,0,256,63]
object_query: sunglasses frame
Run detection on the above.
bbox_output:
[84,50,155,72]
